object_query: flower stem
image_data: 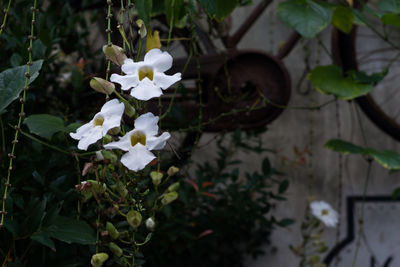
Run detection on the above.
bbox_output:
[0,0,12,39]
[1,0,38,228]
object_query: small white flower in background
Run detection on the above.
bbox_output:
[310,200,338,228]
[110,48,181,101]
[145,217,155,231]
[104,112,170,172]
[70,99,124,150]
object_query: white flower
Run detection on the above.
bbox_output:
[70,99,124,150]
[310,200,338,228]
[104,112,170,172]
[145,217,155,231]
[110,48,181,101]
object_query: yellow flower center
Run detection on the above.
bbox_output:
[138,67,154,81]
[130,131,146,146]
[93,116,104,126]
[321,209,329,216]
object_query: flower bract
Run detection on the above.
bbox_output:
[310,200,338,228]
[110,48,181,101]
[70,99,124,150]
[104,112,170,171]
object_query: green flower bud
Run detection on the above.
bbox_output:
[119,230,129,239]
[136,19,147,38]
[107,127,121,136]
[91,253,109,267]
[127,210,142,229]
[103,44,127,66]
[109,242,123,257]
[150,171,163,186]
[101,150,118,164]
[102,135,113,144]
[168,182,180,192]
[87,180,107,194]
[90,77,115,94]
[167,166,179,176]
[161,191,178,206]
[122,100,135,117]
[115,181,128,198]
[145,217,156,231]
[106,222,119,240]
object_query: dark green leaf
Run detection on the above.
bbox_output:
[308,65,374,100]
[332,6,354,34]
[0,60,43,113]
[136,0,152,25]
[367,149,400,171]
[49,216,96,245]
[278,0,333,38]
[324,139,364,154]
[392,187,400,199]
[165,0,187,27]
[349,69,388,84]
[378,0,400,13]
[199,0,238,21]
[31,231,56,251]
[24,114,65,139]
[381,13,400,27]
[279,179,289,194]
[262,158,271,176]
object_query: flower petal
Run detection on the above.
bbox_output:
[101,101,125,134]
[104,133,131,151]
[110,73,139,91]
[70,122,93,140]
[153,72,181,90]
[76,127,103,150]
[121,59,138,74]
[144,48,173,72]
[147,132,171,150]
[134,112,159,137]
[130,78,163,100]
[121,144,156,171]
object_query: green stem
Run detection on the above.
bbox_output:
[1,0,38,228]
[0,0,12,39]
[167,0,175,51]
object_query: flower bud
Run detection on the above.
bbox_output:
[102,134,113,144]
[146,30,161,52]
[119,230,129,239]
[106,222,119,239]
[103,45,127,66]
[122,100,135,117]
[107,127,121,135]
[95,151,105,161]
[101,150,118,164]
[127,210,142,229]
[145,217,156,231]
[167,166,179,176]
[136,19,147,38]
[150,171,163,186]
[168,182,180,192]
[91,253,109,267]
[87,180,107,194]
[161,191,178,206]
[90,77,115,95]
[115,181,128,198]
[109,242,123,257]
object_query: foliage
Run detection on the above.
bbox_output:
[143,130,292,267]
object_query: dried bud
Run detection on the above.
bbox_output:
[145,217,155,231]
[146,30,161,52]
[161,191,178,206]
[108,242,123,257]
[167,166,179,176]
[102,44,127,66]
[150,171,163,186]
[136,19,147,38]
[106,222,119,239]
[90,77,115,94]
[168,182,180,192]
[91,253,109,267]
[127,210,142,229]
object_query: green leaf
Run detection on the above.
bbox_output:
[367,149,400,171]
[381,13,400,27]
[332,6,354,34]
[24,114,65,140]
[0,60,43,113]
[378,0,400,13]
[49,216,96,245]
[199,0,238,21]
[324,139,364,154]
[262,157,271,176]
[165,0,187,27]
[136,0,152,25]
[279,179,290,194]
[392,187,400,199]
[308,65,374,100]
[349,69,388,84]
[31,231,56,251]
[278,0,333,38]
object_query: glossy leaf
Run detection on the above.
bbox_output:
[332,6,354,34]
[0,60,43,113]
[136,0,152,25]
[49,216,96,245]
[199,0,238,21]
[308,65,374,100]
[24,114,65,140]
[324,139,364,154]
[278,0,333,38]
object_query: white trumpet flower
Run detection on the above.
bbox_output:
[70,99,124,150]
[104,112,170,172]
[110,48,181,101]
[310,200,338,228]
